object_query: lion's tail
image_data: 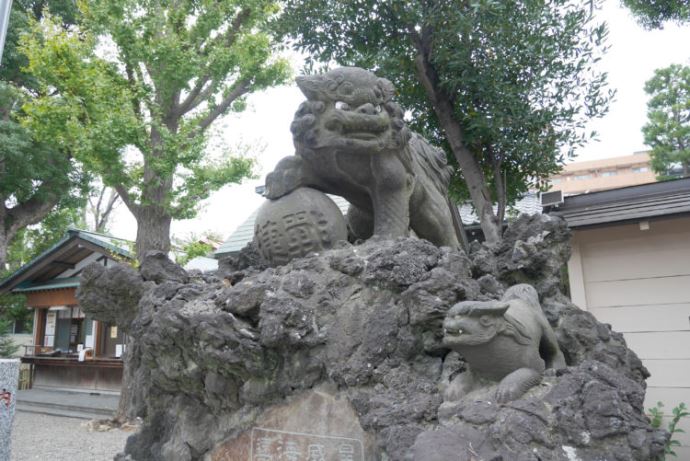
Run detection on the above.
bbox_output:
[407,132,452,192]
[407,132,467,249]
[502,284,541,310]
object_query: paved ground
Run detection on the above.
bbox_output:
[11,412,132,461]
[16,388,119,419]
[17,389,120,409]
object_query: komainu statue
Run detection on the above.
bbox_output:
[265,67,461,248]
[442,284,566,403]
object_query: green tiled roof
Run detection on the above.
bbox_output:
[13,276,81,293]
[0,229,133,293]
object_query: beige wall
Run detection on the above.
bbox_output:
[551,169,656,195]
[549,152,656,195]
[568,216,690,457]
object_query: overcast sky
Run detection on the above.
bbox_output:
[109,0,690,245]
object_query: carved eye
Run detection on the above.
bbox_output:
[479,315,493,327]
[335,101,350,111]
[339,81,354,96]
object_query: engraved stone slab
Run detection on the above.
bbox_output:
[250,428,363,461]
[0,359,20,461]
[208,385,376,460]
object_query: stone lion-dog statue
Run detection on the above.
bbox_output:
[442,284,566,403]
[264,67,461,248]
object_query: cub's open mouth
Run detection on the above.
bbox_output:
[444,327,464,336]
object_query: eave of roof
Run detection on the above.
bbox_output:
[0,229,133,293]
[13,276,81,293]
[550,177,690,228]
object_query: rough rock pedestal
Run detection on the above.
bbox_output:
[78,214,666,461]
[0,359,19,461]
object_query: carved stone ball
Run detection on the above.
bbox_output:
[254,187,347,266]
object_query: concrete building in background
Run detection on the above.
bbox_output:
[548,151,656,195]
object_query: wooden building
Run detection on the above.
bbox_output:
[0,229,133,392]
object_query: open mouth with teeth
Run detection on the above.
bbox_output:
[444,327,464,337]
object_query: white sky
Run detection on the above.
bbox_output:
[109,0,690,245]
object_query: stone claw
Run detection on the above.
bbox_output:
[495,383,520,403]
[265,156,305,200]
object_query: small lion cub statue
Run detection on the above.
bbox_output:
[442,284,566,403]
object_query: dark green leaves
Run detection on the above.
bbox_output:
[621,0,690,29]
[279,0,613,209]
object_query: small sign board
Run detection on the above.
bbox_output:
[250,428,364,461]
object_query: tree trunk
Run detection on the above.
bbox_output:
[134,204,172,260]
[411,47,502,244]
[0,231,8,272]
[113,335,145,423]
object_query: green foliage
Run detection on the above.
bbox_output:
[173,231,222,266]
[175,241,214,266]
[4,207,85,275]
[647,402,689,459]
[621,0,690,29]
[649,401,665,429]
[642,64,690,180]
[0,1,89,268]
[0,82,87,207]
[0,0,80,87]
[0,318,19,358]
[278,0,613,213]
[20,0,291,254]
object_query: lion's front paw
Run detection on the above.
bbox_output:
[495,368,541,403]
[265,156,305,199]
[495,382,522,403]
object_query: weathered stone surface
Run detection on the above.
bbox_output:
[82,215,665,461]
[469,213,650,385]
[78,262,150,330]
[416,361,665,461]
[139,250,189,284]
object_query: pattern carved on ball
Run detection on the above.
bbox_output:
[254,188,347,266]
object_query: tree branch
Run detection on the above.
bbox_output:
[409,27,501,243]
[6,188,60,237]
[176,8,253,117]
[113,183,139,217]
[124,61,142,118]
[195,79,251,133]
[96,189,120,232]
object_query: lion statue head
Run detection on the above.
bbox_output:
[442,299,532,348]
[290,67,411,155]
